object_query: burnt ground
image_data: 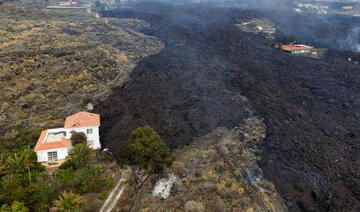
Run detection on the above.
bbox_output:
[96,3,360,211]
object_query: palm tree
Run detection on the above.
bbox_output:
[5,153,26,173]
[52,191,84,212]
[5,149,35,184]
[22,149,35,184]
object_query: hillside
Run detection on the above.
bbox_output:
[0,3,164,145]
[117,117,288,212]
[96,3,360,211]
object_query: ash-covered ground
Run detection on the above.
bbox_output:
[96,2,360,211]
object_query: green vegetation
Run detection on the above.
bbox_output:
[52,191,84,212]
[57,165,112,194]
[60,143,91,169]
[4,149,39,184]
[124,126,174,173]
[1,201,28,212]
[118,119,285,212]
[0,131,113,211]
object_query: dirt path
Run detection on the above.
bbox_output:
[100,167,131,212]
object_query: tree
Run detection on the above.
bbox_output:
[52,191,84,212]
[124,126,174,173]
[5,149,37,184]
[70,132,87,146]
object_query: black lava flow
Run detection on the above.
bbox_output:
[96,3,360,211]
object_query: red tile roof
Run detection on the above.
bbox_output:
[280,45,313,51]
[64,112,100,129]
[34,130,70,151]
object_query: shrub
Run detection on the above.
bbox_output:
[100,151,115,162]
[105,177,114,189]
[82,199,94,212]
[70,132,87,146]
[1,201,28,212]
[19,112,28,119]
[60,144,91,170]
[73,167,105,194]
[170,161,187,177]
[100,191,108,200]
[124,126,174,174]
[0,174,27,204]
[24,181,58,211]
[2,102,9,110]
[184,200,205,212]
[52,191,84,212]
[58,167,75,185]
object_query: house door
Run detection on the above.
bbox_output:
[48,151,58,161]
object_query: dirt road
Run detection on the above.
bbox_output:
[100,167,131,212]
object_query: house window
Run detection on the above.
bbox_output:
[86,129,93,134]
[48,151,58,161]
[88,140,94,146]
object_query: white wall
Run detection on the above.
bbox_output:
[35,125,101,163]
[36,147,69,163]
[65,126,101,149]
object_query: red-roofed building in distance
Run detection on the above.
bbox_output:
[280,44,313,54]
[34,112,101,163]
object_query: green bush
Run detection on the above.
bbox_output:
[100,151,114,162]
[1,201,28,212]
[99,191,108,200]
[60,144,91,170]
[105,177,114,189]
[82,199,94,212]
[59,159,74,170]
[0,174,28,204]
[124,125,174,174]
[58,167,75,186]
[24,180,58,211]
[73,167,104,194]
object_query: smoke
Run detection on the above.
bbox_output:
[105,0,360,54]
[338,27,360,52]
[118,0,293,10]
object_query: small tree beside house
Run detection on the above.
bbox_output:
[70,132,87,146]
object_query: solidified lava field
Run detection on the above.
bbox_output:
[96,3,360,211]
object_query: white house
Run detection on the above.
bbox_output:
[34,112,101,163]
